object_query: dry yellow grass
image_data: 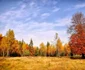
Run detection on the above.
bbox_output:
[0,57,85,70]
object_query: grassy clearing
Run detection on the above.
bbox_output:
[0,57,85,70]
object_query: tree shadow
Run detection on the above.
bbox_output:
[70,56,85,59]
[0,57,6,61]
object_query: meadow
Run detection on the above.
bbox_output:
[0,57,85,70]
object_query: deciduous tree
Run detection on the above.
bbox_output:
[0,36,8,57]
[68,12,85,58]
[56,38,63,56]
[40,42,46,56]
[6,29,15,56]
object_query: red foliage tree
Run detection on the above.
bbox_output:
[68,12,85,57]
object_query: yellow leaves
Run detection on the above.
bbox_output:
[40,42,47,54]
[6,29,15,41]
[40,42,56,56]
[64,43,71,56]
[0,36,8,50]
[22,42,27,51]
[0,34,2,40]
[0,36,9,56]
[49,45,56,56]
[56,38,63,53]
[11,40,20,54]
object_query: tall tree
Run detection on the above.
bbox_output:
[6,29,15,56]
[50,45,56,56]
[0,36,8,57]
[34,47,39,56]
[29,39,34,56]
[0,34,3,55]
[68,12,85,57]
[47,42,50,56]
[55,33,59,56]
[29,39,33,47]
[10,40,20,56]
[19,40,24,56]
[64,43,71,56]
[56,38,63,56]
[40,42,46,56]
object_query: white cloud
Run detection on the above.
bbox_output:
[0,4,27,22]
[55,17,71,26]
[41,0,58,7]
[41,13,50,19]
[25,17,31,22]
[64,3,85,11]
[75,3,85,9]
[53,8,60,12]
[0,1,40,22]
[21,4,26,9]
[29,2,35,7]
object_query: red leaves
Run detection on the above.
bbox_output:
[68,13,85,55]
[69,24,85,54]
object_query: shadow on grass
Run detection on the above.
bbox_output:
[70,56,85,59]
[0,57,6,61]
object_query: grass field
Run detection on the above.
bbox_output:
[0,57,85,70]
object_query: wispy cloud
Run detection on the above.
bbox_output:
[41,0,57,5]
[52,7,60,12]
[75,3,85,9]
[0,1,40,22]
[41,13,50,19]
[0,4,27,22]
[29,1,35,7]
[55,17,71,26]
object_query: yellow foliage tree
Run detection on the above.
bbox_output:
[64,43,71,56]
[11,40,20,56]
[56,38,63,56]
[0,36,8,57]
[40,42,46,56]
[6,29,15,56]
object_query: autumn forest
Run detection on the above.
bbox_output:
[0,28,70,57]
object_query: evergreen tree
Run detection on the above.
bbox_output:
[29,39,33,47]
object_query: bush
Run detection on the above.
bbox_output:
[23,50,30,56]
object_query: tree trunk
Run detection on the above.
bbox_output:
[70,52,73,57]
[82,53,84,58]
[7,48,9,57]
[3,50,5,57]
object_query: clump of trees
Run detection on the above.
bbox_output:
[68,12,85,58]
[0,29,70,57]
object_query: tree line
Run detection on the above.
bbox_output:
[0,29,70,57]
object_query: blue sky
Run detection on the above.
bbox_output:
[0,0,85,46]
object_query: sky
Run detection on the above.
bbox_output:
[0,0,85,46]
